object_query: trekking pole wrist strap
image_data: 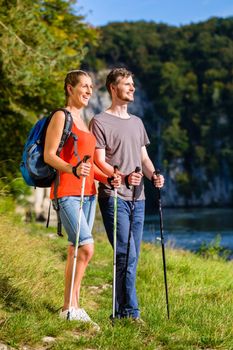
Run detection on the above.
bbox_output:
[125,174,131,189]
[151,170,156,183]
[72,162,81,179]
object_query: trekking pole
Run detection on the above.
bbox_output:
[155,169,170,319]
[124,167,141,299]
[112,165,118,322]
[67,155,91,321]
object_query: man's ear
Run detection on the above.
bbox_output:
[110,83,115,94]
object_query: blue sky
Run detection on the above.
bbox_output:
[76,0,233,27]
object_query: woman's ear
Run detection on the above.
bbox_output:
[67,84,73,96]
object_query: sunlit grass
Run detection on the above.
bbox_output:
[0,198,232,349]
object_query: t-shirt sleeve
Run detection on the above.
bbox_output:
[90,118,106,149]
[140,119,150,147]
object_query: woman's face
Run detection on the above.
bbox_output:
[69,75,93,108]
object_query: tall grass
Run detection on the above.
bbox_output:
[0,198,232,349]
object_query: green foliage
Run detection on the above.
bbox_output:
[162,118,189,158]
[85,18,233,203]
[1,11,233,203]
[0,0,98,114]
[197,234,231,261]
[0,0,98,185]
[175,171,191,197]
[0,112,32,178]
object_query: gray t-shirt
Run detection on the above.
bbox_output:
[91,112,150,200]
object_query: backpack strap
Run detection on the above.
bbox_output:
[72,132,79,158]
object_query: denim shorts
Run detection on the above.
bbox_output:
[57,195,96,246]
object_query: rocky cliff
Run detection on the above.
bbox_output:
[82,72,233,207]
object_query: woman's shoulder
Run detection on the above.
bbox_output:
[48,109,67,128]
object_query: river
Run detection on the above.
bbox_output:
[144,208,233,253]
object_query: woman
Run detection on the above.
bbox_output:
[44,70,120,325]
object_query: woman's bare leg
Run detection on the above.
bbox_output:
[63,243,94,310]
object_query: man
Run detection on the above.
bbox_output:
[91,67,164,320]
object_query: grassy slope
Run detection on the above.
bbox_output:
[0,199,233,350]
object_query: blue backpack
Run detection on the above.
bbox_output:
[20,108,75,188]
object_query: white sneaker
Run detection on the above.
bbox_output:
[74,308,92,322]
[59,307,100,330]
[59,307,78,321]
[75,308,100,331]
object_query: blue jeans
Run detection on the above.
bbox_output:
[57,195,96,246]
[99,196,145,318]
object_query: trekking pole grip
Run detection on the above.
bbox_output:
[154,168,161,198]
[132,167,141,201]
[72,155,91,178]
[83,155,91,163]
[114,165,119,173]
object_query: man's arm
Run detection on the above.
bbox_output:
[141,146,155,179]
[94,149,121,187]
[94,148,114,176]
[141,146,164,188]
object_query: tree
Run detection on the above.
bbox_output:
[0,0,98,183]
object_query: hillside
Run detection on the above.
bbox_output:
[0,198,233,349]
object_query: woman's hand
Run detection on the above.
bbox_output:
[74,161,92,177]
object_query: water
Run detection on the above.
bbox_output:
[144,208,233,253]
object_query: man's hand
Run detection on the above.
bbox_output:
[124,171,143,188]
[152,172,164,188]
[108,173,121,188]
[128,171,143,186]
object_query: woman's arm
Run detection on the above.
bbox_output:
[93,163,121,187]
[44,111,72,172]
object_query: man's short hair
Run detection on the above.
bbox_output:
[106,67,134,95]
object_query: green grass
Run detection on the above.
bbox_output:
[0,198,233,350]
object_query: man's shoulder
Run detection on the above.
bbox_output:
[92,112,106,121]
[129,114,144,125]
[129,113,140,120]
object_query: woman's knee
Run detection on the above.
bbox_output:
[79,244,94,262]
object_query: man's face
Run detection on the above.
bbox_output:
[114,76,135,102]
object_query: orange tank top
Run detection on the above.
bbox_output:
[50,124,97,199]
